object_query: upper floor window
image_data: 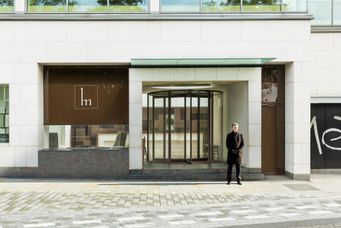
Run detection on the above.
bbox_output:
[309,0,332,25]
[242,0,281,12]
[309,0,341,25]
[0,0,14,13]
[335,0,341,25]
[27,0,149,13]
[160,0,307,13]
[0,85,9,143]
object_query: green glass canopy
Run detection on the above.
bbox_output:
[131,58,275,67]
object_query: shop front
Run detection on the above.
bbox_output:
[40,66,130,178]
[0,60,290,180]
[311,103,341,169]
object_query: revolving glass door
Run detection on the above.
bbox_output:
[145,90,223,164]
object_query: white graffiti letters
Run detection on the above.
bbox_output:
[311,116,341,155]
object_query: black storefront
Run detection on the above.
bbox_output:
[311,103,341,169]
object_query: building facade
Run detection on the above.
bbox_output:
[0,0,340,180]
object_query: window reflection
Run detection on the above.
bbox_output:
[262,68,279,103]
[109,0,149,12]
[68,0,106,12]
[334,0,341,25]
[0,0,14,12]
[47,125,129,149]
[242,0,281,12]
[282,0,307,11]
[201,0,240,12]
[159,0,307,13]
[27,0,66,12]
[0,85,9,143]
[308,0,332,25]
[160,0,200,13]
[28,0,149,12]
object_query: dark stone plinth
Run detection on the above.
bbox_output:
[0,148,129,179]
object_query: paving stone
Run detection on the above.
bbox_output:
[0,175,340,227]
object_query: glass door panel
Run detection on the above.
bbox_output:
[184,95,192,163]
[153,97,169,160]
[199,96,209,160]
[212,92,223,162]
[170,97,185,161]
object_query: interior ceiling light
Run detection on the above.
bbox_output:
[150,84,212,90]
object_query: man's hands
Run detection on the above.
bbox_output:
[232,149,239,155]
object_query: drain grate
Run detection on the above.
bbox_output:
[284,184,320,191]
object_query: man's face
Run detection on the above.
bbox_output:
[232,125,238,132]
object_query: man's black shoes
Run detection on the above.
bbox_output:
[226,181,243,185]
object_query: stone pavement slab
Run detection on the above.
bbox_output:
[1,196,341,227]
[0,174,339,227]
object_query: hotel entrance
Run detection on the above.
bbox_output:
[144,89,223,164]
[130,65,265,179]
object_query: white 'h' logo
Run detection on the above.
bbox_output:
[80,87,92,107]
[74,85,98,110]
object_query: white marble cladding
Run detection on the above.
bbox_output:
[311,33,341,97]
[285,62,311,177]
[0,20,311,62]
[129,67,262,170]
[0,63,43,167]
[0,19,312,175]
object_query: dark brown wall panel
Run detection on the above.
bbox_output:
[44,66,129,125]
[261,65,285,175]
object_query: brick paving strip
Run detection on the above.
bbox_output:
[0,195,340,228]
[0,190,318,215]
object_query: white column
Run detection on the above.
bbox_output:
[14,0,25,13]
[247,68,262,171]
[128,69,143,170]
[285,62,311,180]
[149,0,160,14]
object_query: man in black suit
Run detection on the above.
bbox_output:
[226,123,244,185]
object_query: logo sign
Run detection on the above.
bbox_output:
[74,85,98,109]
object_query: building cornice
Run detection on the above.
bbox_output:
[0,13,313,21]
[311,26,341,33]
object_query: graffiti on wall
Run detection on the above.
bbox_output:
[311,115,341,155]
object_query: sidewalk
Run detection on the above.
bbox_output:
[0,174,340,195]
[0,174,340,227]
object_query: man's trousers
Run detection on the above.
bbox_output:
[227,163,241,182]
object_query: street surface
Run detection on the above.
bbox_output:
[0,174,340,227]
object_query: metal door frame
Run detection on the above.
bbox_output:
[146,90,223,164]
